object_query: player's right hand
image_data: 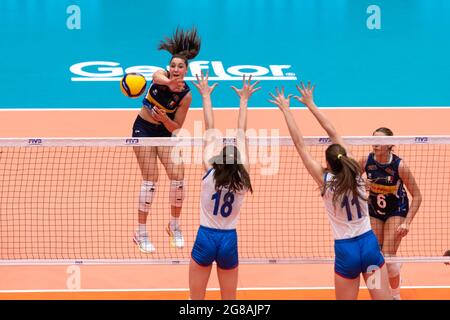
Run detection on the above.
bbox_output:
[192,70,218,97]
[231,75,261,100]
[268,87,292,112]
[168,77,185,92]
[294,81,316,107]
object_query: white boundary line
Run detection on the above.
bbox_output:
[1,286,450,294]
[1,106,450,111]
[71,77,299,81]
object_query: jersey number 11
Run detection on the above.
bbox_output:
[341,195,363,221]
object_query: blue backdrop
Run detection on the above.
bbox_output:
[1,0,450,109]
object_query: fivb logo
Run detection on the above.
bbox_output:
[28,138,43,145]
[125,138,139,145]
[415,137,428,143]
[70,61,297,82]
[223,137,237,146]
[318,137,331,144]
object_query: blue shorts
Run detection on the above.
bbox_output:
[334,230,385,279]
[191,225,238,270]
[132,115,172,137]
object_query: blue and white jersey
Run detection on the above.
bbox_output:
[322,172,372,240]
[200,168,247,230]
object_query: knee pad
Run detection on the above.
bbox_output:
[386,255,402,278]
[139,181,156,213]
[169,180,185,207]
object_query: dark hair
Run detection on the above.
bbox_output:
[211,145,253,194]
[373,127,393,136]
[373,127,394,151]
[445,250,450,265]
[325,144,365,203]
[158,27,201,66]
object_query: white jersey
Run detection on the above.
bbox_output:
[200,168,247,230]
[322,172,372,240]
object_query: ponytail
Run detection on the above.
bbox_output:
[325,144,366,203]
[211,146,253,194]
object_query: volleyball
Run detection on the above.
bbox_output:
[120,73,147,98]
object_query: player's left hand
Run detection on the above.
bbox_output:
[268,87,292,112]
[396,222,410,238]
[152,106,170,123]
[231,74,261,100]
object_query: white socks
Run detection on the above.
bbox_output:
[391,286,401,300]
[169,217,180,230]
[138,223,147,235]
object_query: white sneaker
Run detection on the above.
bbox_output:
[133,232,156,253]
[166,224,185,248]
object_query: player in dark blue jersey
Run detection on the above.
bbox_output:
[361,127,422,299]
[132,27,201,253]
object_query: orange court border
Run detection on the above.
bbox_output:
[0,107,449,300]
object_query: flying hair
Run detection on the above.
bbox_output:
[158,26,201,61]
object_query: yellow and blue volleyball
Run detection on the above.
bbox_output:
[120,73,147,98]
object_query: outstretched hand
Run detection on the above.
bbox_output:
[231,75,261,100]
[191,70,218,97]
[268,87,292,112]
[294,81,316,107]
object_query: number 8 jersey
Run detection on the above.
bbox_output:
[200,168,247,230]
[364,152,409,221]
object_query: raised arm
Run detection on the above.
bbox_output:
[269,87,324,187]
[294,82,349,154]
[231,75,261,172]
[191,70,218,171]
[153,69,185,92]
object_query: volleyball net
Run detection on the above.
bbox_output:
[0,136,449,265]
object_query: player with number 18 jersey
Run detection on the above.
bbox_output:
[199,168,246,230]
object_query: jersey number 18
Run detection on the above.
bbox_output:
[211,190,235,218]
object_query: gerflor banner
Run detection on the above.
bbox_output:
[1,1,450,109]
